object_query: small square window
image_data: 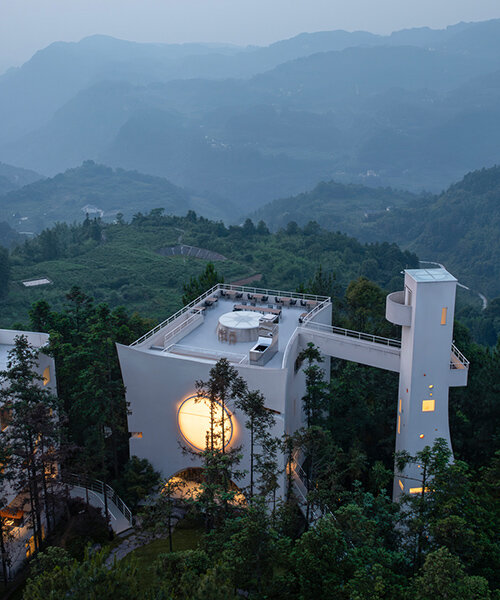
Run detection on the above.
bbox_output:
[422,399,435,412]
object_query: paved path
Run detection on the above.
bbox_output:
[105,507,186,566]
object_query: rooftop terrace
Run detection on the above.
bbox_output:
[131,284,331,369]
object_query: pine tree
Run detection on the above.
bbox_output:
[0,336,61,553]
[235,389,276,502]
[191,359,246,530]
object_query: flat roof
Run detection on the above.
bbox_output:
[406,268,457,283]
[132,285,331,369]
[164,297,305,368]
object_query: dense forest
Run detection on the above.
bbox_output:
[0,260,497,598]
[253,165,500,342]
[0,210,418,329]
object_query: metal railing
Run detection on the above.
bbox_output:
[131,284,222,347]
[450,344,470,370]
[164,344,248,364]
[131,283,331,347]
[300,320,402,348]
[62,473,133,524]
[163,311,203,347]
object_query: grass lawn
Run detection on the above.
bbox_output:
[122,520,204,593]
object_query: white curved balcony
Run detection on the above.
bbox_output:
[386,291,412,327]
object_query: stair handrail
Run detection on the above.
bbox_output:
[62,473,133,524]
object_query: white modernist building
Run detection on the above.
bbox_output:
[117,268,469,506]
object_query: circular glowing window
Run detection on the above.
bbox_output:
[178,396,233,450]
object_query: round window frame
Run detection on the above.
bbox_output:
[177,395,234,451]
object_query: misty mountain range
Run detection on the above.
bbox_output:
[2,19,500,209]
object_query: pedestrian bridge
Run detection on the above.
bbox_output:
[299,321,468,386]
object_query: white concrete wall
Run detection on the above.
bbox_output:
[392,271,457,499]
[117,345,289,496]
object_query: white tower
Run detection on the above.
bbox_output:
[386,269,468,499]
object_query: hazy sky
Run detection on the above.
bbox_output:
[1,0,500,72]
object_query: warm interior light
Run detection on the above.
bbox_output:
[397,415,401,434]
[441,307,447,325]
[410,487,430,494]
[422,400,435,412]
[419,433,425,439]
[428,384,434,389]
[43,366,50,386]
[399,479,404,491]
[178,396,233,450]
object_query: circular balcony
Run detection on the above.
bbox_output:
[386,291,412,327]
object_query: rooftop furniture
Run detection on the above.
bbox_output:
[233,304,281,317]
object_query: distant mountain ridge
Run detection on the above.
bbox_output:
[2,20,500,207]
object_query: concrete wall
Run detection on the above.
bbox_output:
[392,271,457,499]
[117,345,289,495]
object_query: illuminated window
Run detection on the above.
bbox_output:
[410,487,430,494]
[43,366,50,386]
[419,433,425,439]
[422,400,435,412]
[428,384,434,389]
[130,432,143,439]
[178,396,233,450]
[399,479,404,491]
[397,415,401,434]
[0,407,12,431]
[399,398,402,413]
[441,307,447,325]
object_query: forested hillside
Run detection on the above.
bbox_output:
[0,210,417,328]
[253,165,500,300]
[0,161,228,232]
[0,161,42,195]
[251,180,417,235]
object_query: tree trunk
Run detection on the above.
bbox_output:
[0,519,9,589]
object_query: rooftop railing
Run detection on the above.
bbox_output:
[131,283,331,347]
[164,344,248,364]
[163,311,203,347]
[300,320,402,348]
